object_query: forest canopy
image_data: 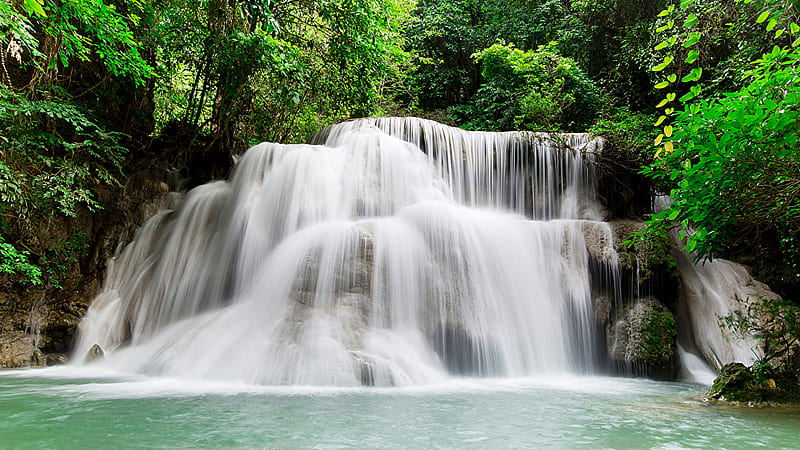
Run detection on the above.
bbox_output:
[1,0,799,298]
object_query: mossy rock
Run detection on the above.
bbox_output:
[706,362,800,404]
[607,299,678,379]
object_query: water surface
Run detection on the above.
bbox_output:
[2,369,798,448]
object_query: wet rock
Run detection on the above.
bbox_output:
[581,221,617,264]
[607,298,678,380]
[46,353,69,366]
[705,362,800,404]
[85,343,105,362]
[0,332,45,368]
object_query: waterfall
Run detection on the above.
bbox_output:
[75,117,614,386]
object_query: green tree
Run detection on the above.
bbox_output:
[1,0,151,283]
[456,42,600,132]
[645,0,800,293]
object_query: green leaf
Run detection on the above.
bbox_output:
[679,90,697,102]
[23,0,47,17]
[757,11,771,24]
[655,40,670,51]
[668,74,677,83]
[767,18,779,31]
[684,14,699,27]
[791,22,800,34]
[681,67,703,82]
[655,81,669,89]
[652,55,674,72]
[668,208,680,220]
[683,32,701,48]
[656,20,675,33]
[685,50,699,64]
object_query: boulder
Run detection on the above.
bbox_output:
[607,298,678,380]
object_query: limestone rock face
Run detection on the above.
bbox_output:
[675,255,781,370]
[0,332,45,368]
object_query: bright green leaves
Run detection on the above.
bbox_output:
[681,67,703,82]
[22,0,46,17]
[679,85,702,102]
[650,0,708,158]
[656,20,675,33]
[468,42,600,132]
[645,35,800,263]
[0,235,43,285]
[757,10,771,23]
[655,93,676,108]
[652,55,674,72]
[683,32,701,48]
[654,73,677,90]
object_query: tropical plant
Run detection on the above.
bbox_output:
[456,42,599,132]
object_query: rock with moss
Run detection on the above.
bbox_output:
[610,221,677,283]
[607,298,678,379]
[705,362,800,404]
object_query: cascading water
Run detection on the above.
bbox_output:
[75,117,614,386]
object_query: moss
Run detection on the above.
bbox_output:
[606,299,678,379]
[639,308,677,367]
[706,362,800,404]
[617,227,677,281]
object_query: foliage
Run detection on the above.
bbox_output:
[707,361,800,403]
[1,0,154,88]
[455,42,600,132]
[640,308,677,367]
[589,107,657,170]
[405,0,490,109]
[151,0,412,148]
[720,296,800,365]
[0,234,42,285]
[0,86,127,220]
[645,42,800,263]
[638,0,800,295]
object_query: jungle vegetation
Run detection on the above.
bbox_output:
[1,0,799,305]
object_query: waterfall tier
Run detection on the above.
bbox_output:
[76,118,616,386]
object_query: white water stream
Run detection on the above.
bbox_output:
[75,118,612,386]
[74,117,772,386]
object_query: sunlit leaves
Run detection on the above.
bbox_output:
[681,67,703,82]
[22,0,46,17]
[652,55,674,71]
[683,32,701,47]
